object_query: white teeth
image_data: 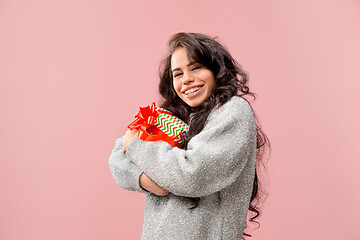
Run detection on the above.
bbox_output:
[184,87,201,95]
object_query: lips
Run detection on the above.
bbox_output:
[182,85,204,95]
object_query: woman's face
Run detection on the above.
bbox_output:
[171,47,216,107]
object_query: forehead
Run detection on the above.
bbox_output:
[171,47,193,69]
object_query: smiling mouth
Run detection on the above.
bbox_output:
[183,86,203,95]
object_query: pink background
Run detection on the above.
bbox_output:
[1,0,359,239]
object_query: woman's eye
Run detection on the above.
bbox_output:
[174,73,182,78]
[192,66,201,71]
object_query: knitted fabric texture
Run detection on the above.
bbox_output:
[109,96,257,240]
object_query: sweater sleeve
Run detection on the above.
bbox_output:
[108,136,150,194]
[125,97,257,198]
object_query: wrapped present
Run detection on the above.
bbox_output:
[127,102,189,147]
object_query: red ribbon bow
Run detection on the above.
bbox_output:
[128,102,158,132]
[127,102,180,147]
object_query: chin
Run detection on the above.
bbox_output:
[183,98,206,108]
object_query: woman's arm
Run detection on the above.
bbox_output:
[139,172,169,196]
[125,97,257,198]
[108,136,169,196]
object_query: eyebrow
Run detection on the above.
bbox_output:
[171,61,197,73]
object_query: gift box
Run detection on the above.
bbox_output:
[127,102,189,147]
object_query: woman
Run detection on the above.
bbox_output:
[109,32,270,240]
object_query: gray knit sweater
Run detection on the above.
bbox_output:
[109,96,257,240]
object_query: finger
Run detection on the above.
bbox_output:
[156,191,169,196]
[122,143,128,152]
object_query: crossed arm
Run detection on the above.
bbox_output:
[122,129,169,196]
[110,97,256,198]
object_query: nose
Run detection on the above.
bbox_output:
[182,71,195,85]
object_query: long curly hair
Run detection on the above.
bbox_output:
[158,32,270,239]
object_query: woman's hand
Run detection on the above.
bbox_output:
[122,129,139,152]
[140,172,169,196]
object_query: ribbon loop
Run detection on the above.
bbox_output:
[127,102,189,147]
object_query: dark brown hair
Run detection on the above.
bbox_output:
[158,32,270,239]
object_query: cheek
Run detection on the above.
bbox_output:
[173,80,180,93]
[205,75,216,90]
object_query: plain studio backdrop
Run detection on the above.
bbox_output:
[0,0,359,239]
